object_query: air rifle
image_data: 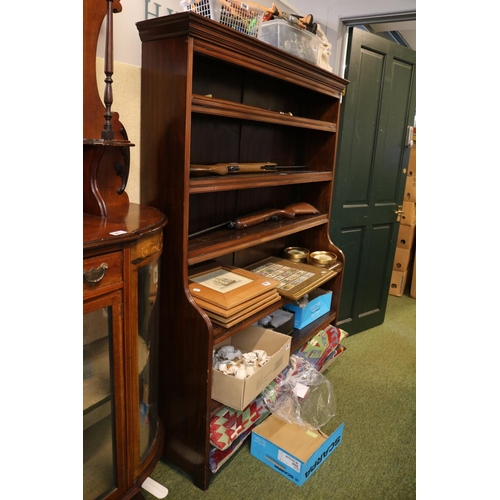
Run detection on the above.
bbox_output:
[188,202,319,238]
[190,162,308,176]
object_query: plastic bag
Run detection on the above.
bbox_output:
[261,355,336,430]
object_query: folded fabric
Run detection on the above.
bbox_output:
[294,325,347,371]
[294,325,340,370]
[321,343,347,368]
[209,396,268,451]
[209,413,269,473]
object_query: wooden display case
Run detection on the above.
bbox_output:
[83,208,167,500]
[83,1,168,498]
[136,12,348,490]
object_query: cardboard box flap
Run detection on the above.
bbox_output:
[229,326,291,355]
[255,415,328,462]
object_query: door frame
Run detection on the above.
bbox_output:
[329,26,416,334]
[337,13,416,81]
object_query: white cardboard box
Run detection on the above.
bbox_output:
[251,415,344,486]
[211,326,291,411]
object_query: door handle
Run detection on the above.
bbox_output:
[394,205,404,222]
[83,263,109,286]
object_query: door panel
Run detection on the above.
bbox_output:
[361,223,392,313]
[342,48,384,206]
[331,28,416,335]
[337,226,363,322]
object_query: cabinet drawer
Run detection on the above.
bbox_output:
[83,251,123,293]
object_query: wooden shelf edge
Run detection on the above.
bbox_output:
[187,215,329,265]
[190,170,332,193]
[192,94,337,132]
[212,297,290,344]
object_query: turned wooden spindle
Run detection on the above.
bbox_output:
[101,0,115,140]
[83,0,132,217]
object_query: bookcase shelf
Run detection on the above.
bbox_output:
[188,214,329,265]
[189,171,333,194]
[192,94,338,131]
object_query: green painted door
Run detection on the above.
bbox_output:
[330,27,416,335]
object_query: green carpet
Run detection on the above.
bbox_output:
[142,293,416,499]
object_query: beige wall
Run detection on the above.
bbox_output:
[96,57,142,204]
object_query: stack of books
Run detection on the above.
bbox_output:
[188,264,281,328]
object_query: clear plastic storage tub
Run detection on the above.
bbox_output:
[258,18,322,65]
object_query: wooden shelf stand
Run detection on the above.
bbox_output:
[137,12,348,491]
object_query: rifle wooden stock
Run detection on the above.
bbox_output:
[232,202,319,229]
[190,162,277,176]
[285,202,320,216]
[233,208,296,229]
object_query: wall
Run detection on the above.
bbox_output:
[95,0,347,202]
[100,0,346,68]
[95,58,142,203]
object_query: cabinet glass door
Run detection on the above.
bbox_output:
[83,292,122,500]
[137,259,161,461]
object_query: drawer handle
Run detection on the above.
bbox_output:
[83,263,109,286]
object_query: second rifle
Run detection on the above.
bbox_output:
[189,202,319,238]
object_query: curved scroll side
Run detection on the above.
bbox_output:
[83,145,108,217]
[115,125,131,194]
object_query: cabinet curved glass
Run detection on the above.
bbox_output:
[83,205,167,500]
[137,258,161,461]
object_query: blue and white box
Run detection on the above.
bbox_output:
[283,288,332,330]
[251,415,344,486]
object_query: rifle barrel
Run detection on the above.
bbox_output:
[189,163,308,176]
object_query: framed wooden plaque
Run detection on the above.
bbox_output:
[206,293,281,328]
[193,288,280,317]
[189,264,280,309]
[246,256,338,300]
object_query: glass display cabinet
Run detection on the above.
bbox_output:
[83,0,167,498]
[83,211,166,500]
